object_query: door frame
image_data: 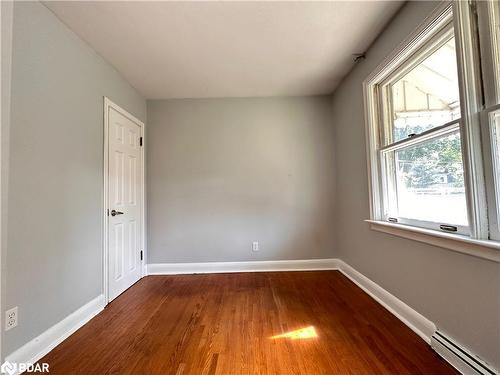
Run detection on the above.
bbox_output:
[103,97,146,305]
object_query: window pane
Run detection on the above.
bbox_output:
[391,37,461,142]
[386,130,468,225]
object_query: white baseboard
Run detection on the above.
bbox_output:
[5,294,105,374]
[336,260,436,343]
[147,258,340,275]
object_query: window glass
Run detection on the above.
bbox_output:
[384,130,468,226]
[390,37,461,142]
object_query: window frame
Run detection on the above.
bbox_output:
[485,106,500,240]
[375,22,469,234]
[477,0,500,107]
[363,1,499,258]
[364,4,455,222]
[477,0,500,241]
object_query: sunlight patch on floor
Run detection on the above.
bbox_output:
[270,326,318,340]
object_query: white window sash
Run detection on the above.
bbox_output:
[379,119,460,153]
[379,121,467,233]
[378,24,456,147]
[395,217,470,236]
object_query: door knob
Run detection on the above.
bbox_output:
[111,210,124,216]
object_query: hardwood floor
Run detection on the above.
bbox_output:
[37,271,457,374]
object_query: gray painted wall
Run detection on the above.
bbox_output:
[332,1,500,369]
[5,2,146,355]
[1,0,14,361]
[147,97,336,263]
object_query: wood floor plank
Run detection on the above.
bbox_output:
[35,271,457,374]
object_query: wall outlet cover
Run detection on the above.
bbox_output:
[252,241,259,252]
[5,307,18,331]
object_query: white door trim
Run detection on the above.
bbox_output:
[103,97,146,305]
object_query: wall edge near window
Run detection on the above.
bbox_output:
[366,220,500,262]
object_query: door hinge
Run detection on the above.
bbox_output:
[140,250,143,261]
[139,137,143,146]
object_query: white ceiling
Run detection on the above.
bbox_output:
[44,1,403,99]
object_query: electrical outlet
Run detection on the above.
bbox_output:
[252,241,259,252]
[5,307,18,331]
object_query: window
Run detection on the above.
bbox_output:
[364,1,500,254]
[376,25,468,234]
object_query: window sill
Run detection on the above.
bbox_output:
[365,220,500,262]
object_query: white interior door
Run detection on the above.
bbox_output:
[107,105,143,302]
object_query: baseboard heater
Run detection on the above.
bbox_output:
[431,331,498,375]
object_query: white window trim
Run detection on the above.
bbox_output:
[484,105,500,240]
[363,2,499,261]
[453,0,488,239]
[477,0,500,107]
[366,220,500,262]
[477,0,500,241]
